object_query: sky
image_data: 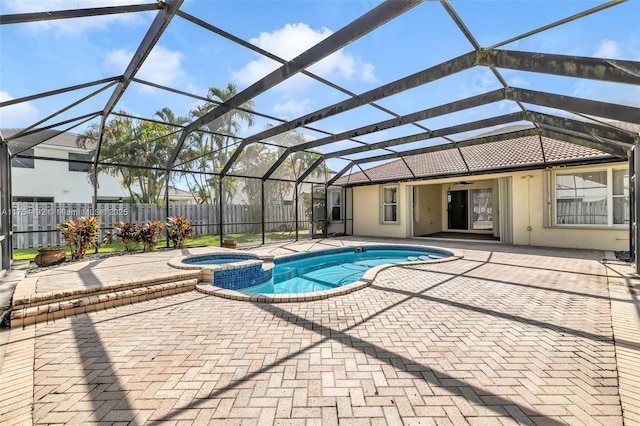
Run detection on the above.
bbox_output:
[1,0,639,176]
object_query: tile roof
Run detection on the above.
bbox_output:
[2,128,88,153]
[334,133,617,186]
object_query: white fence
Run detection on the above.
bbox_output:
[556,199,607,225]
[12,202,309,249]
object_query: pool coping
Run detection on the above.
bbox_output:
[169,244,463,303]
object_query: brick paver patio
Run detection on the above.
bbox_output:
[1,238,639,425]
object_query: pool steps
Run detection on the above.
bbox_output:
[10,271,201,327]
[168,254,275,290]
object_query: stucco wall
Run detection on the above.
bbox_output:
[510,168,628,251]
[12,145,131,202]
[350,162,629,252]
[353,184,407,238]
[413,184,442,236]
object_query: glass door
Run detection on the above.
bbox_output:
[471,188,493,231]
[448,188,493,231]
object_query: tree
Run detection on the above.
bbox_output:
[176,84,255,205]
[77,114,174,204]
[153,107,206,204]
[232,128,329,234]
[266,129,329,205]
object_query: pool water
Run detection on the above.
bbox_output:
[243,249,448,294]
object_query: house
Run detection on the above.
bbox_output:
[3,129,193,204]
[330,127,633,252]
[163,186,196,204]
[5,128,132,203]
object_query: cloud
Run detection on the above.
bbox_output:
[104,45,184,90]
[232,23,377,88]
[594,39,621,58]
[572,79,640,107]
[0,91,39,128]
[457,69,501,98]
[473,69,501,93]
[273,97,314,119]
[4,0,150,34]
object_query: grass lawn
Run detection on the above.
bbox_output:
[13,230,311,260]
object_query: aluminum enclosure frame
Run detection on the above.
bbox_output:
[1,0,639,271]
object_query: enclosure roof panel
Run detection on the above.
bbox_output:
[0,0,637,186]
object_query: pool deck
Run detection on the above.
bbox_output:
[0,237,639,425]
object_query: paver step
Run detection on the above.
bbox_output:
[10,278,198,327]
[12,270,201,309]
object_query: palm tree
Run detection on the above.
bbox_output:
[199,84,256,205]
[153,108,203,203]
[76,114,173,204]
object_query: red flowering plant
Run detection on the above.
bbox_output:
[165,216,193,249]
[139,221,164,252]
[112,222,141,252]
[57,216,101,260]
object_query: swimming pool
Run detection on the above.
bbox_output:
[244,247,450,294]
[172,244,460,302]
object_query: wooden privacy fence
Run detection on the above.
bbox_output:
[12,202,309,249]
[556,199,607,225]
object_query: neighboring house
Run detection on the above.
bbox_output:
[331,128,633,252]
[5,128,131,203]
[4,129,193,204]
[163,186,195,204]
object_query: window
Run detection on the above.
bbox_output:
[612,169,629,225]
[69,153,92,172]
[11,149,34,168]
[382,185,398,223]
[12,196,54,203]
[329,189,342,221]
[555,167,628,226]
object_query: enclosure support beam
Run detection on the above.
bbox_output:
[480,49,640,86]
[101,0,182,117]
[165,172,171,248]
[344,187,348,236]
[327,163,356,187]
[324,111,523,159]
[629,145,635,263]
[171,0,423,174]
[635,140,640,274]
[96,0,183,164]
[0,4,160,25]
[0,77,120,110]
[508,87,640,124]
[538,129,628,157]
[526,111,636,144]
[261,181,266,246]
[92,167,99,253]
[488,0,624,50]
[297,157,327,185]
[221,50,478,177]
[294,183,299,241]
[0,141,13,270]
[219,179,224,246]
[340,126,626,173]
